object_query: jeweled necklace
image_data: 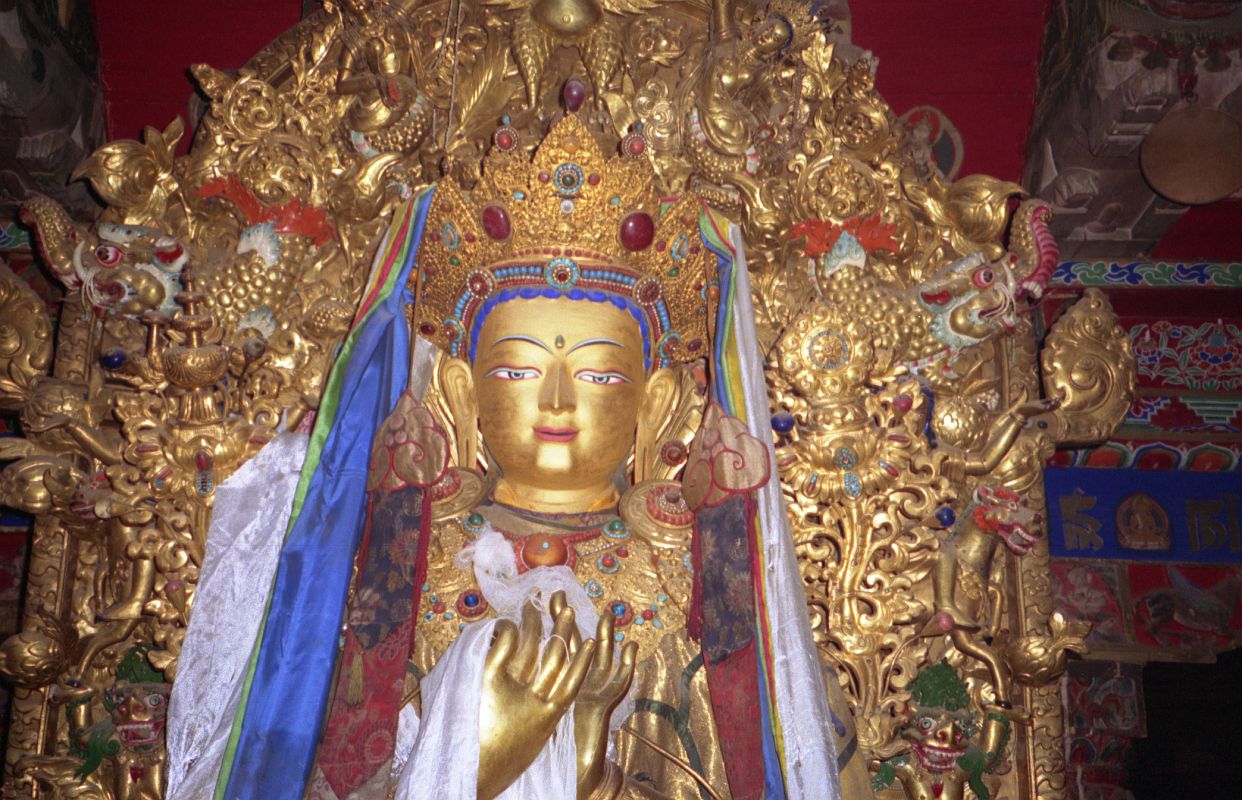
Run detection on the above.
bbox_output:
[462,501,632,572]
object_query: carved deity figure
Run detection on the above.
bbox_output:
[333,0,432,156]
[872,662,1009,800]
[930,486,1039,709]
[16,647,169,800]
[166,113,856,800]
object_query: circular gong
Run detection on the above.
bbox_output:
[1140,105,1242,205]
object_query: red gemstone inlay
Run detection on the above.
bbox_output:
[538,172,551,183]
[564,76,588,112]
[432,601,446,614]
[601,554,617,568]
[482,205,511,240]
[642,609,654,621]
[620,211,655,251]
[588,173,600,186]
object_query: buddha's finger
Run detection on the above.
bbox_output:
[485,620,519,674]
[510,601,542,683]
[549,590,567,617]
[550,603,576,645]
[593,611,615,677]
[614,641,638,693]
[532,609,574,698]
[553,639,596,705]
[567,616,583,658]
[549,591,583,657]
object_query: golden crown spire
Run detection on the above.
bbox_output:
[413,114,715,367]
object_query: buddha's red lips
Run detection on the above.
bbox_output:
[535,427,578,442]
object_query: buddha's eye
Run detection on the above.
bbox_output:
[484,366,541,381]
[575,370,631,386]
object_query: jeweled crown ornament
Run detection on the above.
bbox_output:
[414,113,716,367]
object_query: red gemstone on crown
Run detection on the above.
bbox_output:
[622,132,647,157]
[620,211,655,251]
[482,205,511,240]
[494,127,517,151]
[634,276,661,305]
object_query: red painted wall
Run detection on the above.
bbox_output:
[1150,200,1242,262]
[95,1,1050,178]
[97,1,301,143]
[851,0,1053,183]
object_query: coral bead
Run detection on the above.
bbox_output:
[522,535,568,567]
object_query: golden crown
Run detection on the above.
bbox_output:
[413,114,715,367]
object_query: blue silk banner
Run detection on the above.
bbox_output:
[1046,467,1242,564]
[222,195,431,799]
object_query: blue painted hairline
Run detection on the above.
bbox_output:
[467,287,652,371]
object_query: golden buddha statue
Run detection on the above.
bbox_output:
[377,113,852,799]
[164,112,861,800]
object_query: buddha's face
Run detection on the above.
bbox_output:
[470,296,650,497]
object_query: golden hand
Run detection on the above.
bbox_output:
[477,594,596,800]
[1007,386,1063,421]
[549,593,638,800]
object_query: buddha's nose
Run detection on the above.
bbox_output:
[538,362,576,412]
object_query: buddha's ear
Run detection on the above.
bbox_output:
[635,367,678,483]
[438,357,478,469]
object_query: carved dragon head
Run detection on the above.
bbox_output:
[916,252,1020,353]
[21,194,186,317]
[969,485,1040,556]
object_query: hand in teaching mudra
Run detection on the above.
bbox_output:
[551,592,639,800]
[477,593,595,800]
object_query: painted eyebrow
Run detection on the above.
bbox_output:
[491,334,551,352]
[567,337,624,354]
